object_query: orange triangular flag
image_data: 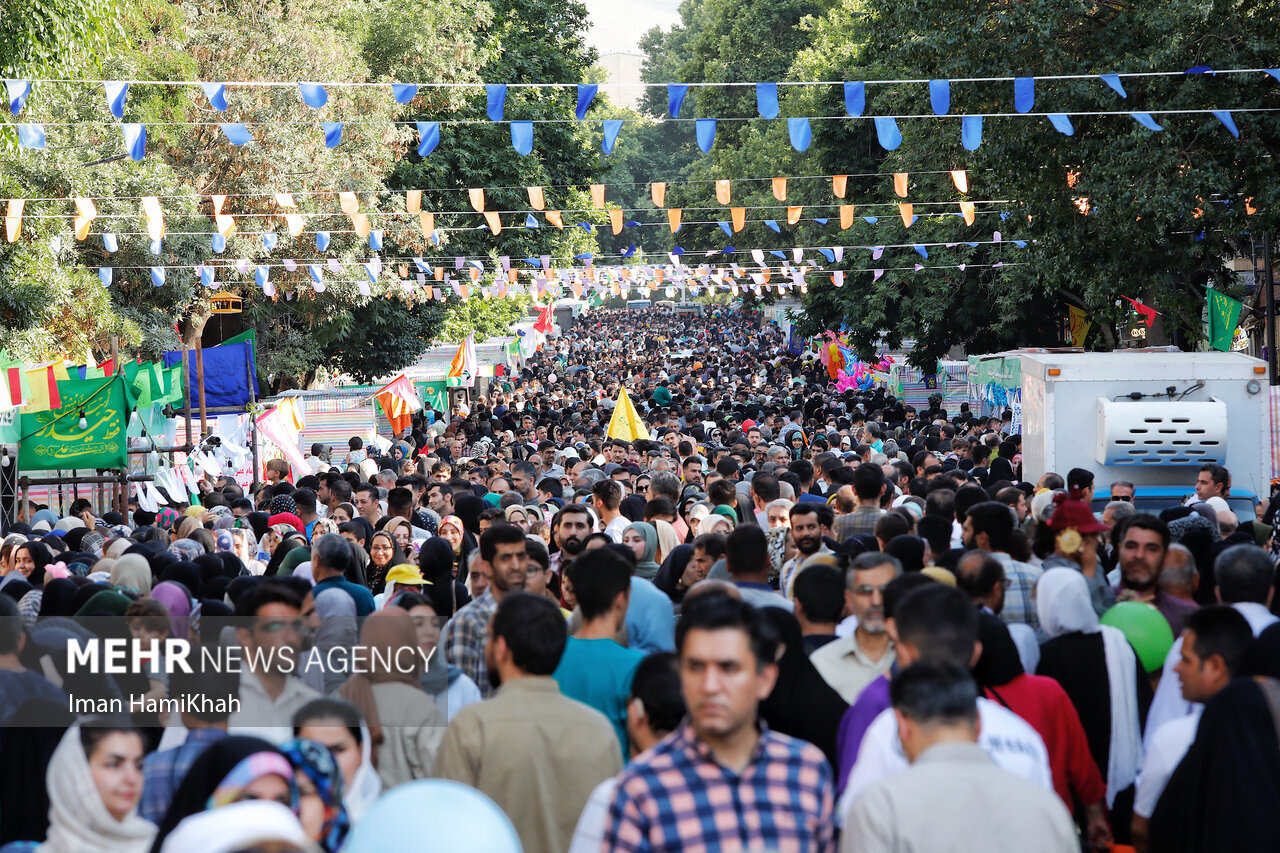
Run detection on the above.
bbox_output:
[460,284,469,300]
[731,207,745,232]
[899,203,913,227]
[434,267,444,281]
[668,208,682,233]
[142,196,165,241]
[839,205,855,229]
[350,213,371,239]
[545,210,564,229]
[468,188,485,213]
[4,199,23,243]
[73,197,97,241]
[591,184,605,209]
[651,182,666,208]
[527,187,545,211]
[715,180,731,205]
[483,211,501,234]
[894,173,908,198]
[833,175,848,198]
[419,211,435,239]
[959,201,976,226]
[608,208,623,235]
[571,281,583,299]
[406,190,422,213]
[211,194,236,239]
[950,170,968,194]
[772,177,787,202]
[761,269,772,284]
[339,192,360,215]
[787,205,803,225]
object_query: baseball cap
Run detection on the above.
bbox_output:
[386,564,430,586]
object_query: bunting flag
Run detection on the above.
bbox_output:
[715,180,731,204]
[468,188,485,213]
[1067,305,1091,347]
[576,83,598,119]
[416,121,440,156]
[418,211,435,240]
[930,79,950,115]
[668,208,682,233]
[833,175,848,198]
[122,123,146,161]
[951,169,969,193]
[668,84,688,118]
[602,119,624,153]
[772,177,787,202]
[695,118,716,152]
[71,197,96,241]
[141,196,165,241]
[299,83,328,109]
[1014,77,1034,113]
[731,207,745,232]
[211,194,236,238]
[899,203,914,228]
[959,200,976,225]
[757,82,779,119]
[511,121,533,155]
[787,206,803,225]
[22,363,64,413]
[787,117,811,152]
[651,182,666,208]
[607,386,651,441]
[374,373,422,435]
[893,173,908,198]
[591,184,606,208]
[105,82,128,118]
[255,396,308,482]
[1121,296,1159,328]
[840,205,855,229]
[486,84,507,121]
[1207,289,1244,351]
[322,121,343,148]
[608,209,623,235]
[447,334,478,387]
[202,82,228,110]
[527,186,545,210]
[545,210,564,229]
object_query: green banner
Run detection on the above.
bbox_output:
[418,380,449,414]
[19,375,132,470]
[1208,289,1243,352]
[0,408,19,444]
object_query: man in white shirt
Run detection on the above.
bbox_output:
[1131,606,1254,852]
[837,583,1051,825]
[810,552,898,703]
[593,479,628,544]
[228,581,320,744]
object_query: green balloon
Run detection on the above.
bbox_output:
[1101,601,1176,672]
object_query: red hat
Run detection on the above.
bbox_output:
[268,512,305,533]
[1046,492,1108,534]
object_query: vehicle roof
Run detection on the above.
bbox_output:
[1124,486,1259,499]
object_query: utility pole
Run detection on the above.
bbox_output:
[1266,232,1277,385]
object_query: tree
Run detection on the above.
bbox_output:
[794,0,1280,364]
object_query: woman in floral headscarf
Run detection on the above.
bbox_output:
[279,738,350,853]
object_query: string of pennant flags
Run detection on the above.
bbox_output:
[7,69,1278,157]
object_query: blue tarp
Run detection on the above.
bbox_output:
[162,341,259,409]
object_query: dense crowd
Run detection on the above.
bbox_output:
[1,306,1279,852]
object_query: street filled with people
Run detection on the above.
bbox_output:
[1,305,1279,852]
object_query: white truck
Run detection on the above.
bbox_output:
[987,349,1272,507]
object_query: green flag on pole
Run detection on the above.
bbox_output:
[19,374,132,470]
[1207,289,1243,351]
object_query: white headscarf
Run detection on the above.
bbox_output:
[38,726,155,853]
[159,800,318,853]
[1036,568,1143,807]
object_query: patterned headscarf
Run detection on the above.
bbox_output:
[270,494,299,517]
[207,751,296,810]
[169,538,205,562]
[214,529,236,553]
[279,738,350,853]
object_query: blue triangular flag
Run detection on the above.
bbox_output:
[1099,74,1127,97]
[369,230,382,250]
[695,118,716,152]
[814,218,829,225]
[787,117,811,152]
[525,214,539,228]
[1130,112,1162,131]
[201,82,227,111]
[99,267,112,286]
[299,83,328,109]
[262,232,278,251]
[103,233,117,253]
[316,231,330,251]
[961,115,983,150]
[874,116,902,150]
[200,266,215,287]
[602,119,623,154]
[322,121,343,148]
[392,83,418,104]
[511,121,533,155]
[1212,110,1239,138]
[756,82,779,119]
[212,233,225,252]
[576,84,598,120]
[256,265,269,287]
[220,123,253,145]
[309,264,323,284]
[769,250,786,259]
[431,232,441,246]
[416,121,440,156]
[764,220,781,233]
[17,123,45,150]
[577,222,592,232]
[151,266,165,287]
[523,257,540,267]
[721,246,736,254]
[1266,70,1280,83]
[105,82,128,119]
[668,84,688,118]
[1014,77,1034,113]
[929,79,950,115]
[844,81,865,117]
[6,79,31,116]
[486,84,507,121]
[626,220,641,227]
[412,257,428,272]
[1047,114,1074,136]
[718,221,732,236]
[1013,240,1027,248]
[914,244,929,258]
[150,238,162,255]
[863,216,879,224]
[621,245,637,257]
[122,123,146,160]
[817,248,835,262]
[670,246,684,256]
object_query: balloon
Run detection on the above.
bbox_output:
[1100,601,1176,672]
[344,780,522,853]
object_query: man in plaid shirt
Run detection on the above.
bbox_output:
[603,591,836,852]
[963,501,1043,636]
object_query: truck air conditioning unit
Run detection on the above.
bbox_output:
[1095,397,1228,466]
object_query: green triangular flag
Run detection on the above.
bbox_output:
[1208,289,1243,351]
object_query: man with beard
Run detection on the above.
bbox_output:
[551,503,594,573]
[810,553,899,704]
[1114,514,1197,638]
[435,593,621,853]
[779,503,834,597]
[444,523,529,699]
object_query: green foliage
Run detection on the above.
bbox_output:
[1,0,122,78]
[439,292,531,342]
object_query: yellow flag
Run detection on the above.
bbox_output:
[668,208,682,233]
[731,207,745,232]
[839,205,855,229]
[405,190,422,213]
[5,199,23,243]
[468,188,485,213]
[1068,305,1091,347]
[73,197,97,241]
[607,386,651,442]
[959,201,976,226]
[545,210,564,229]
[483,211,501,234]
[419,211,435,240]
[142,196,165,241]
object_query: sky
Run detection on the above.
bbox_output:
[583,0,682,56]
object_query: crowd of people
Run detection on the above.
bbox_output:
[1,305,1279,852]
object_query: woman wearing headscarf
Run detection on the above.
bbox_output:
[168,539,204,563]
[150,581,192,642]
[651,520,680,567]
[264,536,307,578]
[392,590,483,723]
[150,736,296,853]
[11,540,55,625]
[74,589,132,619]
[155,801,314,853]
[37,578,82,621]
[37,724,155,853]
[382,517,415,557]
[974,612,1110,843]
[621,522,660,581]
[1036,568,1150,837]
[503,504,530,532]
[417,536,469,617]
[110,555,154,597]
[705,507,736,536]
[757,608,847,771]
[365,531,404,597]
[278,738,350,852]
[338,608,445,788]
[1148,676,1280,852]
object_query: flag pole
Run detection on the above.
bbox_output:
[1265,231,1276,386]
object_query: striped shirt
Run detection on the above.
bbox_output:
[603,721,836,852]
